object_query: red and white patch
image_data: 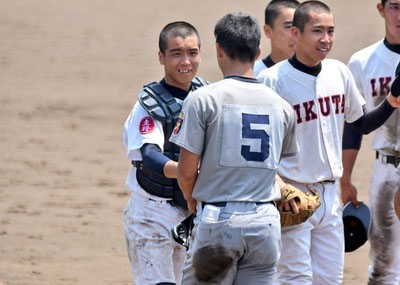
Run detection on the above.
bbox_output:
[139,116,155,134]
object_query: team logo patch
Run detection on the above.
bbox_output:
[173,111,184,135]
[139,116,155,134]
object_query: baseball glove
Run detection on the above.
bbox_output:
[278,184,321,227]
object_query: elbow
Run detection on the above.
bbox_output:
[177,167,197,184]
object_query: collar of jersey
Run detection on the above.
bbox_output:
[289,54,322,77]
[224,75,259,83]
[262,55,275,68]
[384,38,400,54]
[160,79,190,101]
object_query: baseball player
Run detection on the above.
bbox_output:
[257,1,400,284]
[341,0,400,283]
[122,21,208,285]
[254,0,299,77]
[170,12,298,284]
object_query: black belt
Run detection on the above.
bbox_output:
[148,197,174,206]
[202,201,275,209]
[376,151,400,167]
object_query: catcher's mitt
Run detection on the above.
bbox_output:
[171,214,195,250]
[278,184,321,227]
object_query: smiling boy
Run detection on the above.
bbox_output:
[258,1,400,283]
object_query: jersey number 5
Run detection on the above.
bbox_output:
[241,113,270,162]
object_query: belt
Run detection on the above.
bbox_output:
[376,151,400,167]
[320,180,335,184]
[202,201,275,209]
[148,198,175,205]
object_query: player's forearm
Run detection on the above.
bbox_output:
[176,148,200,201]
[177,174,197,201]
[163,160,178,178]
[350,99,395,134]
[342,149,359,181]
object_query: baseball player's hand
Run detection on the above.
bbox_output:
[186,197,197,214]
[278,184,321,227]
[387,93,400,107]
[278,198,299,214]
[340,177,359,208]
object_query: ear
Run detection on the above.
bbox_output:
[291,26,300,42]
[158,51,165,65]
[264,24,273,40]
[256,47,261,60]
[377,3,384,18]
[216,43,224,58]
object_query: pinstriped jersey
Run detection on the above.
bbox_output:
[348,39,400,155]
[170,77,298,203]
[257,59,365,184]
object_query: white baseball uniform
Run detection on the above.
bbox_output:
[257,57,365,284]
[170,76,298,284]
[123,91,187,285]
[253,55,275,77]
[348,39,400,284]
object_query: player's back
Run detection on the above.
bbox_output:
[187,76,297,203]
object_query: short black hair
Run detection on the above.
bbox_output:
[381,0,388,6]
[265,0,300,27]
[158,21,201,54]
[214,12,261,62]
[293,0,332,32]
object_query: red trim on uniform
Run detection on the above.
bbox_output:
[139,116,155,134]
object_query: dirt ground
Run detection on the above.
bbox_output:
[0,1,386,284]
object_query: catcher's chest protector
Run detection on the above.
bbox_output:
[135,77,208,208]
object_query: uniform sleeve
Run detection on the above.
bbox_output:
[256,68,274,88]
[343,66,366,123]
[169,90,206,156]
[280,103,299,158]
[347,54,364,97]
[123,100,165,161]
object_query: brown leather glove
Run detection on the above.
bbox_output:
[278,184,321,227]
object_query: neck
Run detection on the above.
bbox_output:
[221,61,255,78]
[385,34,400,46]
[270,48,291,64]
[295,51,321,67]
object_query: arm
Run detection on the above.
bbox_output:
[177,147,200,213]
[350,94,400,134]
[341,149,360,207]
[140,143,178,178]
[340,123,362,207]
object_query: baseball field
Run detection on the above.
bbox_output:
[0,0,384,284]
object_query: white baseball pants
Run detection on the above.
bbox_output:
[368,158,400,285]
[124,195,187,285]
[274,180,344,284]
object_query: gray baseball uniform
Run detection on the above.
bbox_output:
[170,76,298,284]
